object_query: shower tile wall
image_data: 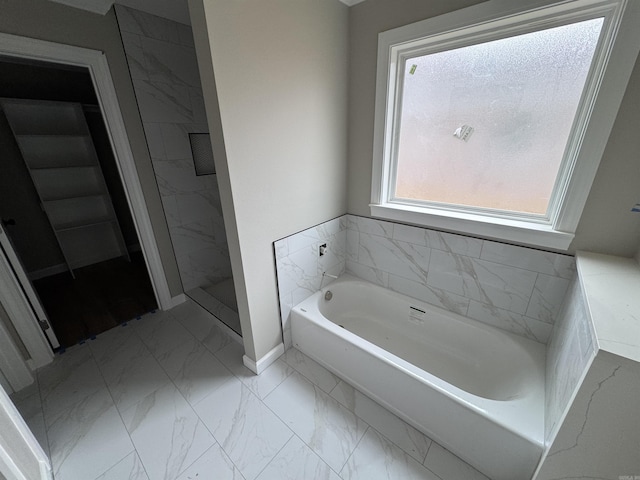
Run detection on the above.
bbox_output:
[116,5,231,292]
[274,217,347,347]
[275,214,575,348]
[544,277,595,443]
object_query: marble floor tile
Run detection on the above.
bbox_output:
[176,443,242,480]
[423,442,490,480]
[256,435,341,480]
[215,342,293,399]
[264,372,367,472]
[194,379,292,480]
[38,346,105,426]
[330,380,431,462]
[155,336,235,406]
[340,428,440,480]
[95,451,150,480]
[47,386,134,480]
[135,313,194,357]
[99,339,171,412]
[283,348,340,394]
[121,382,215,480]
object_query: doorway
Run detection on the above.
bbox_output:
[0,56,158,349]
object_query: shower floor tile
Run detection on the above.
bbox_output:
[10,297,490,480]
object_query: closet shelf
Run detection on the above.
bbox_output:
[0,97,130,277]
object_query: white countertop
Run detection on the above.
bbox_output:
[577,251,640,365]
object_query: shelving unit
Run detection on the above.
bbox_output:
[1,98,129,277]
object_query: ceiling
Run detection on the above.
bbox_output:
[48,0,366,24]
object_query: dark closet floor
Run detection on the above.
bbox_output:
[33,252,157,350]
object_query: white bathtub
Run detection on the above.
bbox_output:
[291,274,545,480]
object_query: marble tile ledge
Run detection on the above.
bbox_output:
[576,251,640,366]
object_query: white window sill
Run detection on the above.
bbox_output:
[370,203,574,251]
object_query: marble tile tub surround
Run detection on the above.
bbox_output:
[275,216,347,347]
[116,5,232,292]
[543,277,595,444]
[275,214,575,347]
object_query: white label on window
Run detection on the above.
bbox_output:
[453,124,474,142]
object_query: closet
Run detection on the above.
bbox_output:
[0,98,129,277]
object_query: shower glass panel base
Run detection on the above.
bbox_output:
[187,277,241,336]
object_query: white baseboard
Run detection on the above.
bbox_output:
[27,264,68,281]
[165,293,186,310]
[243,342,285,375]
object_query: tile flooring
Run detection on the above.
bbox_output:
[10,299,490,480]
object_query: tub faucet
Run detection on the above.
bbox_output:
[320,271,338,290]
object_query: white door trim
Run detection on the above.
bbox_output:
[0,32,176,312]
[0,385,52,480]
[0,235,53,370]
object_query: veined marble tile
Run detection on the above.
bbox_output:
[194,379,293,480]
[134,313,194,358]
[466,300,553,344]
[276,244,320,296]
[176,24,195,48]
[346,260,388,287]
[288,217,345,254]
[176,443,242,480]
[142,122,167,160]
[141,36,201,89]
[159,123,195,160]
[256,435,341,480]
[115,5,181,44]
[121,32,149,81]
[189,88,209,124]
[47,386,133,480]
[423,442,490,480]
[427,249,537,315]
[358,232,431,284]
[95,451,149,480]
[175,190,220,225]
[525,273,570,324]
[160,194,181,227]
[188,246,233,283]
[174,301,235,354]
[216,341,294,399]
[153,159,202,196]
[393,224,483,258]
[37,346,105,427]
[330,381,431,463]
[264,372,367,473]
[274,238,289,259]
[133,78,193,124]
[96,335,170,412]
[122,383,215,480]
[156,336,235,406]
[170,220,217,257]
[347,215,394,237]
[88,320,142,367]
[283,348,340,394]
[340,428,440,480]
[10,377,42,420]
[388,273,470,316]
[480,241,575,279]
[346,228,359,261]
[318,230,346,275]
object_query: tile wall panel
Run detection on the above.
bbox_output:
[276,214,575,346]
[116,5,231,292]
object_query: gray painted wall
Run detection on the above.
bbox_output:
[191,0,349,361]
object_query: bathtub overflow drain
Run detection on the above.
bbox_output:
[324,290,333,301]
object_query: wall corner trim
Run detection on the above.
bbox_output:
[243,342,285,375]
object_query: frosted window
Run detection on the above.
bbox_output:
[393,18,603,215]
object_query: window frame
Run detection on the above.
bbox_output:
[371,0,640,250]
